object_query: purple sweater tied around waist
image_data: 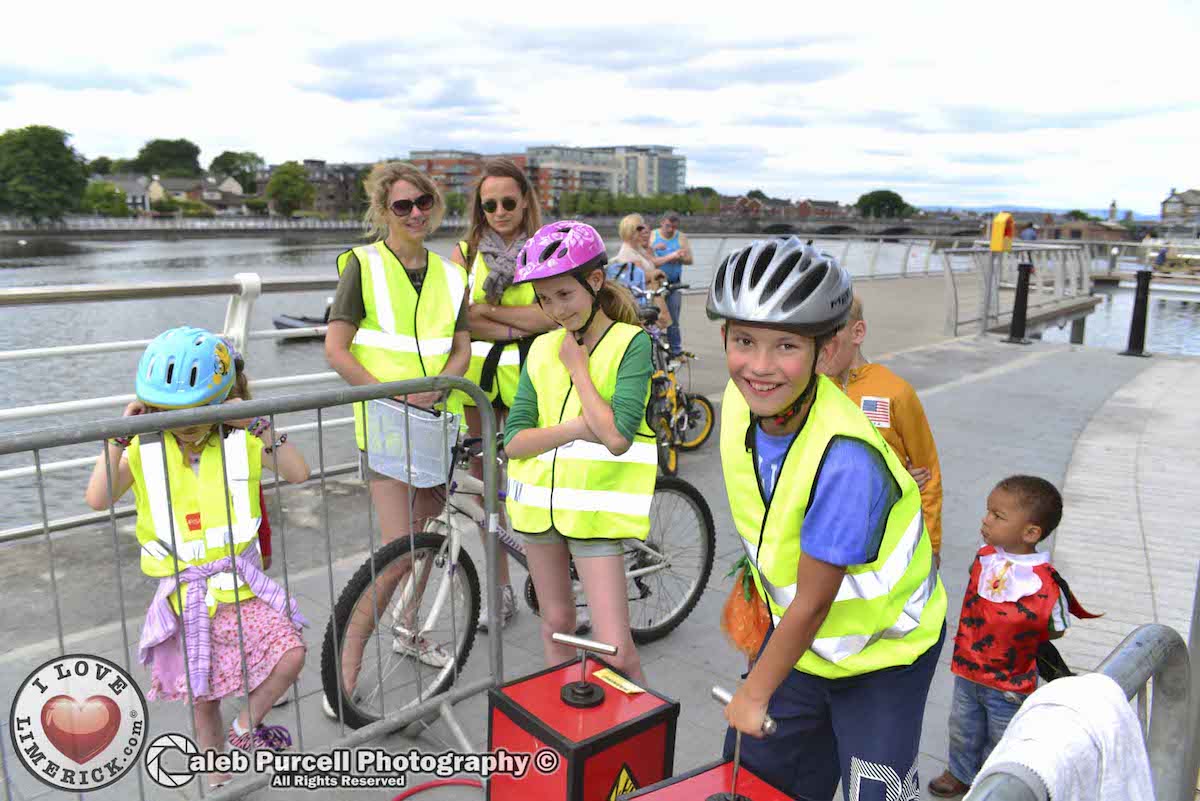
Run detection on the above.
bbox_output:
[137,549,307,698]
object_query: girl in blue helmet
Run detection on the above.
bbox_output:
[85,326,310,787]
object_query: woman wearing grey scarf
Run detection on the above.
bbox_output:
[449,158,557,633]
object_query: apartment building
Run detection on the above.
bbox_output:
[408,150,487,198]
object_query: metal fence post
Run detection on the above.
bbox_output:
[978,252,997,335]
[942,252,959,336]
[222,272,262,352]
[869,238,882,277]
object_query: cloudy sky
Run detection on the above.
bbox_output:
[2,1,1197,214]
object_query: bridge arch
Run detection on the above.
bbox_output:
[762,223,795,235]
[816,224,859,235]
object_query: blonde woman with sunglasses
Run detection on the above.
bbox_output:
[450,157,557,632]
[324,162,471,707]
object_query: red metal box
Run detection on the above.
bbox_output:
[617,759,798,801]
[487,657,679,801]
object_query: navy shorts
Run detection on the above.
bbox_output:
[723,623,945,801]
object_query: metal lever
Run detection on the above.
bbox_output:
[552,632,619,655]
[712,686,777,801]
[552,632,617,709]
[711,686,777,735]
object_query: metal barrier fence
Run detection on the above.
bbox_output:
[0,376,504,801]
[969,623,1192,801]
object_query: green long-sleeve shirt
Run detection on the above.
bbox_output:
[504,329,652,447]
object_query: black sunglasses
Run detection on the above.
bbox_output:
[390,194,435,217]
[636,225,647,232]
[482,197,519,214]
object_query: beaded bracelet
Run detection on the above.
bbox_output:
[264,433,287,454]
[109,435,132,449]
[247,417,271,438]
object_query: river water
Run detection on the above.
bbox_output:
[2,236,1198,530]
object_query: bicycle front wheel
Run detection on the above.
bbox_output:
[626,476,715,643]
[320,532,480,730]
[677,394,714,451]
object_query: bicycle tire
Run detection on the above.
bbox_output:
[651,414,678,477]
[320,532,480,730]
[628,476,715,643]
[677,394,715,451]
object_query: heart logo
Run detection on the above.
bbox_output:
[40,695,121,764]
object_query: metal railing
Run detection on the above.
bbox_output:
[680,234,963,289]
[968,623,1192,801]
[0,273,349,545]
[0,376,504,801]
[939,243,1096,336]
[0,216,363,231]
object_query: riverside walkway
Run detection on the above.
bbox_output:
[1,289,1195,800]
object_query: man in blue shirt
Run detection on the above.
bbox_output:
[650,212,693,357]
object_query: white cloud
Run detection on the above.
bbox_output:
[1,0,1197,213]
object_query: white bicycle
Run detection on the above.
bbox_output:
[320,434,715,729]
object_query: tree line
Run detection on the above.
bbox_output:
[2,124,940,225]
[0,125,316,222]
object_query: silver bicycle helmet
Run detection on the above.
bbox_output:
[706,237,852,336]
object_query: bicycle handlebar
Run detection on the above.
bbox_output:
[632,282,688,299]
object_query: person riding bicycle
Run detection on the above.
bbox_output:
[710,237,947,800]
[503,220,657,683]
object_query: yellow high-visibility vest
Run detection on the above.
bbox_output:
[336,241,467,448]
[460,240,539,408]
[506,323,657,541]
[719,375,946,678]
[127,429,263,615]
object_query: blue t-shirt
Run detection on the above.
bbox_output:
[754,429,899,567]
[651,230,683,283]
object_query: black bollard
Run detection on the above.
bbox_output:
[1005,262,1034,345]
[1120,269,1153,357]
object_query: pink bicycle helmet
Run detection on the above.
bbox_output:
[513,221,608,285]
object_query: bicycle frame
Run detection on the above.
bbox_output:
[432,445,677,586]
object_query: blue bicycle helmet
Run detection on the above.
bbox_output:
[135,327,235,409]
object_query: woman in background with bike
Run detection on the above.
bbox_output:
[323,162,471,713]
[504,221,656,682]
[450,158,555,633]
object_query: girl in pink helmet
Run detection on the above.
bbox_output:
[504,221,658,682]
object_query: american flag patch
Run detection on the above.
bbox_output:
[861,396,891,428]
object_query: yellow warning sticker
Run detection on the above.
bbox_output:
[607,763,639,801]
[593,668,645,695]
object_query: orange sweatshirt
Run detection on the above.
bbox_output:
[839,363,943,553]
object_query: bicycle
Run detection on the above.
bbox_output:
[320,431,716,729]
[631,283,716,476]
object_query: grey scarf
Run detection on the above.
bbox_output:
[478,228,524,304]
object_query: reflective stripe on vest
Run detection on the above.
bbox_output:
[129,430,263,612]
[337,242,466,448]
[470,340,521,365]
[352,329,454,356]
[719,375,946,678]
[462,241,535,407]
[505,323,656,540]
